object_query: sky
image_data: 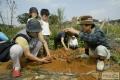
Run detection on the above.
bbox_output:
[0,0,120,25]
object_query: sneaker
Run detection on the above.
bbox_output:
[96,60,105,71]
[12,68,21,78]
[80,53,89,59]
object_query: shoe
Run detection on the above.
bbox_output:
[12,68,21,78]
[96,60,105,71]
[80,53,89,59]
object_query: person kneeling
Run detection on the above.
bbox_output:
[12,19,51,77]
[65,15,111,71]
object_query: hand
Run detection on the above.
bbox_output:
[47,54,51,57]
[65,28,79,35]
[64,27,74,32]
[46,55,52,61]
[39,57,51,63]
[65,48,69,51]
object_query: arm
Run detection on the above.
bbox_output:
[67,39,70,49]
[61,37,68,50]
[38,32,51,57]
[80,31,104,43]
[24,48,47,62]
[15,37,49,62]
[64,28,80,36]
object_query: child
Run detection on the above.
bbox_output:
[40,9,51,55]
[54,30,69,51]
[54,29,77,50]
[13,19,51,77]
[68,35,78,50]
[0,30,23,77]
[65,16,111,71]
[27,7,40,22]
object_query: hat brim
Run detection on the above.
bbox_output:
[26,29,40,32]
[80,21,93,25]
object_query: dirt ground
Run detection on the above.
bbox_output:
[0,48,119,80]
[41,48,96,73]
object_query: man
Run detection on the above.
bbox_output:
[65,15,111,71]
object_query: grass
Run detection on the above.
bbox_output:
[0,26,22,39]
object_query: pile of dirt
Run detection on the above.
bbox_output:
[41,48,96,73]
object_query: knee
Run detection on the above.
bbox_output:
[96,45,109,60]
[10,44,23,57]
[96,45,106,50]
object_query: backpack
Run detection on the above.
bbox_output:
[0,41,15,62]
[13,33,30,43]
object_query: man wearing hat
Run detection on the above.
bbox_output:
[65,15,111,71]
[12,19,51,77]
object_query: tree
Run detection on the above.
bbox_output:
[57,8,64,28]
[0,12,5,24]
[49,14,59,25]
[0,1,5,24]
[17,13,29,24]
[6,0,17,26]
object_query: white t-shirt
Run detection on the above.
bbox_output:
[68,36,78,46]
[40,20,51,35]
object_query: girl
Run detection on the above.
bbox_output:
[27,7,40,22]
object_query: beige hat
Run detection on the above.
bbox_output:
[80,15,93,24]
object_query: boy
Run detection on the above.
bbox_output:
[54,29,78,50]
[40,9,51,56]
[54,30,69,51]
[68,35,78,50]
[65,16,111,71]
[13,19,51,77]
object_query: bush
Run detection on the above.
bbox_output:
[0,26,22,39]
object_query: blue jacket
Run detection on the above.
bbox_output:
[80,26,109,50]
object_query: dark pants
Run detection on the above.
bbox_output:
[85,43,89,55]
[54,36,63,49]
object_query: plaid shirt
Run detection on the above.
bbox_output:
[80,26,109,50]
